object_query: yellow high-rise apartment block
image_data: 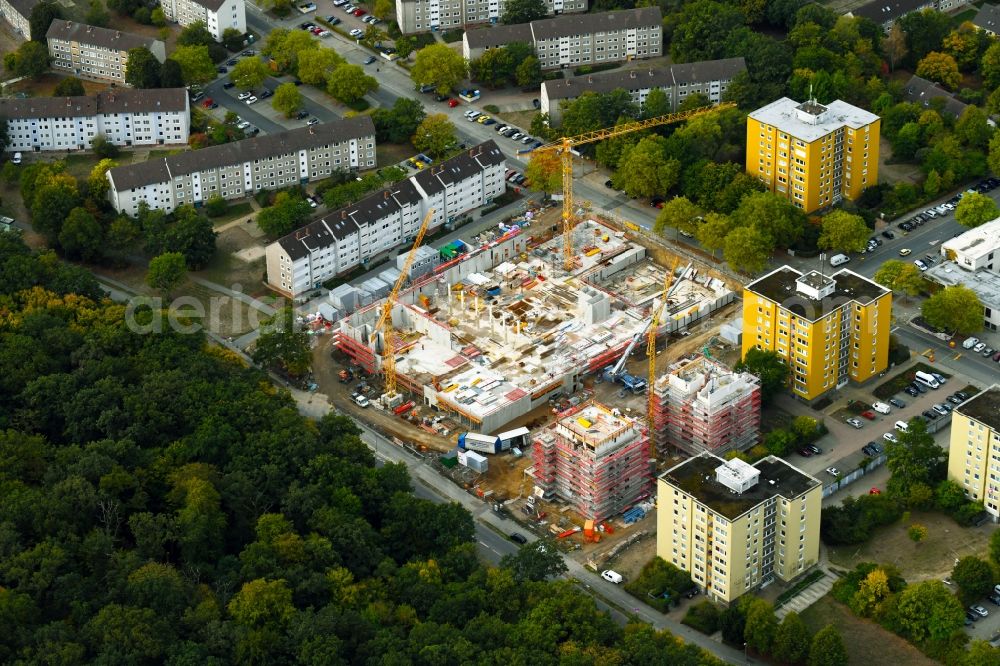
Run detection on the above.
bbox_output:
[746,97,880,213]
[742,266,892,402]
[947,386,1000,520]
[657,452,821,605]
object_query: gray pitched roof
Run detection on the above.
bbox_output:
[670,57,746,85]
[108,116,376,189]
[542,57,745,101]
[191,0,228,11]
[47,19,158,52]
[464,24,532,49]
[902,74,967,118]
[850,0,933,24]
[108,160,171,191]
[412,140,504,196]
[530,7,661,41]
[973,3,1000,32]
[6,0,39,20]
[0,88,187,120]
[275,141,503,259]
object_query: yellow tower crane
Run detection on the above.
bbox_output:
[369,207,435,401]
[532,102,736,271]
[647,261,691,456]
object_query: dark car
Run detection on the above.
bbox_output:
[205,102,218,109]
[435,93,448,102]
[684,588,699,599]
[533,98,540,109]
[295,110,309,119]
[363,55,376,65]
[798,447,813,457]
[967,610,980,623]
[227,59,237,66]
[948,394,964,404]
[882,230,895,239]
[510,533,527,544]
[260,89,273,99]
[299,22,311,28]
[862,444,878,456]
[954,391,969,400]
[223,81,235,89]
[807,444,822,455]
[292,79,303,86]
[904,386,919,397]
[899,221,913,231]
[216,66,227,73]
[922,409,939,420]
[650,197,665,208]
[605,179,615,188]
[912,381,928,394]
[889,398,906,408]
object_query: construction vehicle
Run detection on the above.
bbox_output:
[531,102,736,270]
[646,261,691,443]
[368,208,435,403]
[338,368,354,383]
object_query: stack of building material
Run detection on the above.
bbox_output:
[379,267,402,287]
[329,284,360,312]
[359,277,390,300]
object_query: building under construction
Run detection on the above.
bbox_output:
[335,217,734,433]
[531,402,651,521]
[652,354,761,457]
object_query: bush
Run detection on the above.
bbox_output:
[441,28,464,43]
[821,494,903,545]
[623,557,693,613]
[483,104,499,113]
[682,601,721,634]
[204,195,227,218]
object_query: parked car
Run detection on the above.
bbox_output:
[975,342,987,353]
[883,432,898,443]
[448,98,460,107]
[955,391,970,401]
[601,570,624,584]
[295,110,309,119]
[259,89,273,99]
[947,394,964,404]
[807,444,822,455]
[364,55,376,64]
[889,398,906,408]
[798,447,813,457]
[860,410,876,420]
[510,533,527,544]
[983,347,995,357]
[898,248,911,256]
[223,81,235,89]
[237,91,252,100]
[349,28,363,38]
[882,230,895,239]
[971,604,989,617]
[904,386,919,397]
[244,95,258,104]
[922,409,940,420]
[846,418,864,429]
[307,117,320,125]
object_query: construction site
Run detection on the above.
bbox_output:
[334,215,736,434]
[652,354,762,457]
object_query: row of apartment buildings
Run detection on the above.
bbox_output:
[106,115,376,216]
[396,0,586,35]
[0,88,190,152]
[47,20,166,85]
[540,57,745,124]
[264,140,506,297]
[462,8,662,70]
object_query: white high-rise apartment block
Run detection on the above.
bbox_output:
[47,20,166,85]
[106,116,376,216]
[160,0,246,42]
[0,88,189,152]
[265,141,506,297]
[395,0,586,35]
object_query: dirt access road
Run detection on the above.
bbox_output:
[312,334,456,451]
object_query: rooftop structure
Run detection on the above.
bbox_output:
[903,74,968,118]
[532,402,651,520]
[653,354,761,457]
[941,216,1000,271]
[849,0,936,30]
[660,452,819,521]
[744,266,889,321]
[336,218,734,433]
[748,97,880,144]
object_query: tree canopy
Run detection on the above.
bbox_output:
[921,285,984,335]
[0,232,733,666]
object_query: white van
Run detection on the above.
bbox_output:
[830,254,850,267]
[914,370,940,389]
[872,402,891,415]
[962,337,979,350]
[353,394,370,408]
[601,570,623,584]
[894,420,909,433]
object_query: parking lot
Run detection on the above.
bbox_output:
[964,593,1000,641]
[779,370,974,485]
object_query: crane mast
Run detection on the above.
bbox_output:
[532,102,736,271]
[369,207,435,400]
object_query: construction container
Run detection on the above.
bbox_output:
[378,267,402,287]
[317,303,339,321]
[328,284,359,311]
[465,451,488,473]
[359,277,390,299]
[458,432,500,454]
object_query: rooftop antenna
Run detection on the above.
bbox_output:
[808,83,814,104]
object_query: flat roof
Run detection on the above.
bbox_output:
[924,262,1000,307]
[745,265,889,321]
[661,453,819,520]
[749,97,880,143]
[941,217,1000,261]
[956,386,1000,431]
[556,402,639,449]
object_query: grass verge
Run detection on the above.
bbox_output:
[873,362,951,400]
[774,569,825,609]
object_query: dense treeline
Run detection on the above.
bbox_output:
[0,231,727,664]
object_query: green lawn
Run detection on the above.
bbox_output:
[799,595,936,666]
[872,362,951,400]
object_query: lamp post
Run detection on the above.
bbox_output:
[744,642,749,663]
